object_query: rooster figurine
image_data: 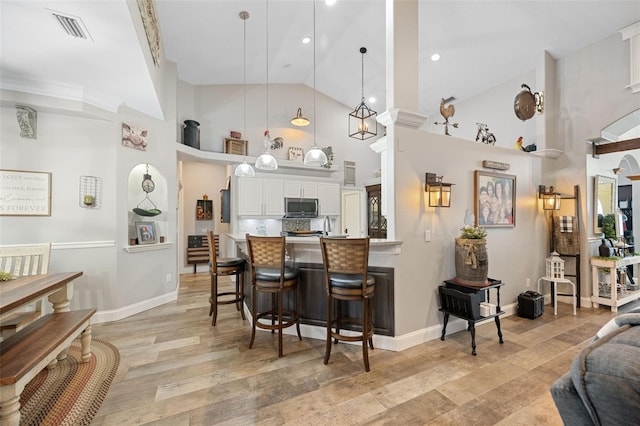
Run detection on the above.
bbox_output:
[434,98,459,136]
[514,136,537,152]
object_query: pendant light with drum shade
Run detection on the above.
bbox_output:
[234,11,255,177]
[303,0,328,167]
[255,0,278,171]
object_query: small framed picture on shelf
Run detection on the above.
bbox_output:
[474,170,516,228]
[288,146,304,162]
[136,221,157,244]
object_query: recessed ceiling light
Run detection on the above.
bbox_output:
[302,36,311,44]
[326,0,337,5]
[431,53,440,62]
[369,96,376,104]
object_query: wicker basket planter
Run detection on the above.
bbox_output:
[454,237,489,286]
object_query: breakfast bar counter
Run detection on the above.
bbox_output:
[227,234,402,337]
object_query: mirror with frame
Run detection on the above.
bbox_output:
[594,174,617,234]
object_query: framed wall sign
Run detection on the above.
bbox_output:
[196,199,213,220]
[0,169,51,216]
[474,170,516,227]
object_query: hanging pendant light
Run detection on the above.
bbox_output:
[255,0,278,171]
[348,47,377,140]
[234,10,255,177]
[304,0,328,167]
[291,107,310,127]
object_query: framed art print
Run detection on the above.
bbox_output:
[136,221,157,244]
[474,170,516,227]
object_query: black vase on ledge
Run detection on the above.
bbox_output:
[183,120,200,149]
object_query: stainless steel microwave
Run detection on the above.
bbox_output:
[284,198,318,218]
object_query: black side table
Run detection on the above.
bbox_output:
[438,278,505,355]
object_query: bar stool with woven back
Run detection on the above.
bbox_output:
[246,234,302,357]
[320,237,375,372]
[207,231,246,325]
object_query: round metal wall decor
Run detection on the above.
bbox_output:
[513,84,537,121]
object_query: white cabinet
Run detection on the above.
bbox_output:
[237,178,284,216]
[284,181,317,198]
[318,182,340,216]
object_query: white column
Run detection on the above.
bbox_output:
[378,0,428,240]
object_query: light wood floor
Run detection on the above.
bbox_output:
[91,273,634,425]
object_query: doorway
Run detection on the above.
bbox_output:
[340,188,365,237]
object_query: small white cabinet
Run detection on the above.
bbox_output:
[237,177,284,216]
[284,181,318,198]
[318,182,340,216]
[591,255,640,312]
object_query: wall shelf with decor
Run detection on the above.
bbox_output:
[176,143,337,175]
[124,242,173,253]
[531,149,563,159]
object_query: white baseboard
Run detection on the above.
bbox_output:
[92,288,179,324]
[249,302,519,352]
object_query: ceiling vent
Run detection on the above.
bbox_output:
[50,10,92,40]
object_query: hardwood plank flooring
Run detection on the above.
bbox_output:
[91,273,636,425]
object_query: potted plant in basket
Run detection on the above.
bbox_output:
[454,226,489,286]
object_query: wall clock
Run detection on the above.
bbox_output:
[514,84,544,121]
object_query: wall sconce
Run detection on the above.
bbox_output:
[425,173,454,207]
[539,185,561,210]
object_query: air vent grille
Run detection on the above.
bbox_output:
[51,11,91,40]
[344,161,356,186]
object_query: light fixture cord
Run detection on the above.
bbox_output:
[242,12,247,140]
[361,48,365,103]
[313,0,316,147]
[266,0,269,136]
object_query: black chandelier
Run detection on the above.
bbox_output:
[348,47,377,140]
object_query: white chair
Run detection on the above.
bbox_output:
[0,243,52,338]
[537,251,576,316]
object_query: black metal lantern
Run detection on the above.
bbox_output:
[349,47,377,140]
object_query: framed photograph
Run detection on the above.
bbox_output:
[0,169,51,216]
[288,146,304,162]
[474,170,516,228]
[196,199,213,220]
[136,221,157,244]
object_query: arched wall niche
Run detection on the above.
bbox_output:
[127,163,169,244]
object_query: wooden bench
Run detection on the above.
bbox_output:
[0,308,96,426]
[187,235,218,273]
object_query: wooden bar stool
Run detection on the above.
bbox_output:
[320,237,375,372]
[208,231,246,326]
[246,234,301,357]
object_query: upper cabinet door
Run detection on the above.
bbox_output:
[318,183,340,215]
[237,178,263,216]
[283,181,317,198]
[263,179,284,216]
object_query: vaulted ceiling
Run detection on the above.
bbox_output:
[1,1,638,122]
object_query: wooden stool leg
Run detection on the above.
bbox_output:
[211,275,219,326]
[249,285,257,349]
[295,285,302,340]
[362,298,370,372]
[239,271,246,320]
[324,294,332,365]
[277,292,284,357]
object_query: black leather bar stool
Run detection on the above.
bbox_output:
[246,234,301,357]
[208,231,246,326]
[320,237,375,372]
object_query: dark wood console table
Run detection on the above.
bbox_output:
[438,278,504,355]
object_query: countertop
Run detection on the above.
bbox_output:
[227,234,402,247]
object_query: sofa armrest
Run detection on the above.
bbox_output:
[551,372,595,426]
